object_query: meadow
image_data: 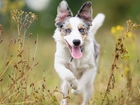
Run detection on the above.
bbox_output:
[0,10,140,105]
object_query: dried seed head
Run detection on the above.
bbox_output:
[28,33,32,37]
[11,10,38,31]
[30,83,34,87]
[0,40,3,43]
[0,24,2,29]
[34,40,37,44]
[0,78,3,82]
[34,62,39,66]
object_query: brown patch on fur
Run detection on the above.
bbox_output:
[67,24,72,31]
[60,24,72,38]
[78,24,87,41]
[81,33,87,41]
[60,32,64,39]
[78,24,83,29]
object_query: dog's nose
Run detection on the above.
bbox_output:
[73,39,81,46]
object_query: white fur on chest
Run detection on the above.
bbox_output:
[66,57,95,79]
[55,39,96,79]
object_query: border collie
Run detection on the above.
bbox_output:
[53,1,105,105]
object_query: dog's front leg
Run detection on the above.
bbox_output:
[60,81,69,105]
[54,63,78,105]
[81,68,97,105]
[55,63,78,89]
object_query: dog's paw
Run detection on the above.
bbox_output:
[71,89,82,95]
[81,102,88,105]
[60,99,67,105]
[69,78,78,90]
[65,76,78,90]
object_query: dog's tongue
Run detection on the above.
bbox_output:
[71,46,82,59]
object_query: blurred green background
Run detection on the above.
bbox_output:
[0,0,140,35]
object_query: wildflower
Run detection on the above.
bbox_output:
[116,25,124,31]
[111,27,116,34]
[11,10,38,29]
[111,25,124,35]
[127,32,132,38]
[31,13,38,20]
[126,20,140,31]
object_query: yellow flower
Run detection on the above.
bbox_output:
[111,25,124,35]
[116,25,124,31]
[111,27,116,34]
[127,32,132,38]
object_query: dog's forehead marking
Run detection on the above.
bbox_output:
[67,24,72,30]
[78,23,87,30]
[69,17,88,40]
[78,24,83,28]
[62,17,88,42]
[69,17,83,28]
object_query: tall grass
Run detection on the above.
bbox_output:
[90,20,140,105]
[0,10,60,105]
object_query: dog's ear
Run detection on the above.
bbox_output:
[77,2,93,26]
[55,0,73,28]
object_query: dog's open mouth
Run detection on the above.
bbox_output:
[65,40,82,59]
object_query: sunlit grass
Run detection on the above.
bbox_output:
[90,20,140,105]
[0,10,60,105]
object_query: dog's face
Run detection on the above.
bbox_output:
[55,1,93,59]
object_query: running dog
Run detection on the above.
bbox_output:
[53,0,105,105]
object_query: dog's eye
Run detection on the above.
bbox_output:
[79,28,85,34]
[65,29,71,33]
